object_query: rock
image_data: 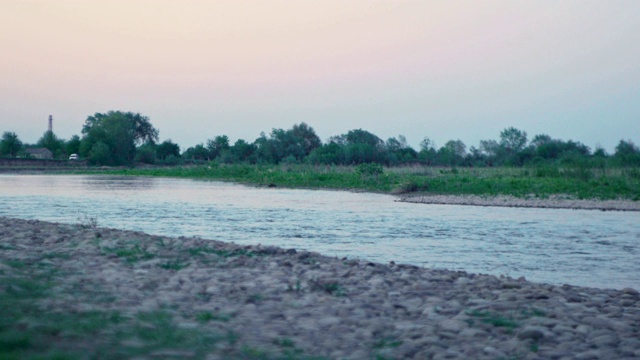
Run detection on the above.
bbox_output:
[517,326,546,341]
[438,319,467,333]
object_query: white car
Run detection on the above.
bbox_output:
[69,154,79,160]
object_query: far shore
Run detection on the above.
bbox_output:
[399,194,640,212]
[2,164,639,212]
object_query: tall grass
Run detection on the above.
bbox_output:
[77,163,640,200]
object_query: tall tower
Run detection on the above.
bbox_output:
[48,115,52,132]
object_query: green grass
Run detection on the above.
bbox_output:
[101,243,155,264]
[73,163,640,201]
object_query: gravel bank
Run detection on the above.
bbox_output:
[1,217,639,359]
[399,194,640,212]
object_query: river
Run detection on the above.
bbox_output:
[1,174,638,290]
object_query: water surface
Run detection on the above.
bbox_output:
[1,174,638,290]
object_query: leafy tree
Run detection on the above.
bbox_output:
[135,143,157,164]
[252,123,322,164]
[229,139,256,163]
[386,135,417,164]
[66,135,81,156]
[438,140,467,166]
[156,139,180,161]
[207,135,230,159]
[614,139,640,166]
[0,131,23,157]
[36,131,65,158]
[418,137,438,164]
[291,122,321,156]
[182,144,210,161]
[80,111,158,165]
[500,127,528,154]
[82,111,158,146]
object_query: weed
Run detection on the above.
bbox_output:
[273,338,295,348]
[308,280,346,296]
[77,214,98,229]
[466,309,519,330]
[196,311,231,323]
[102,244,154,264]
[159,260,189,271]
[373,337,403,349]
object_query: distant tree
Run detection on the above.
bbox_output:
[65,135,81,156]
[497,127,528,165]
[182,144,210,161]
[156,139,180,161]
[229,139,256,163]
[0,131,23,157]
[252,123,322,164]
[36,130,65,158]
[613,139,640,166]
[291,122,321,156]
[135,142,157,164]
[206,135,230,159]
[385,135,417,164]
[438,140,467,166]
[80,111,158,165]
[418,137,438,164]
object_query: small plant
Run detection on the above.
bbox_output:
[103,244,155,264]
[159,260,189,271]
[308,279,345,296]
[373,337,403,349]
[196,311,231,323]
[466,309,519,330]
[77,214,98,229]
[356,163,384,177]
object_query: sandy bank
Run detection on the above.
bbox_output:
[399,194,640,212]
[1,217,639,359]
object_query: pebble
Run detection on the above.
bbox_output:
[2,216,639,360]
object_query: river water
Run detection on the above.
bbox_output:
[1,174,638,290]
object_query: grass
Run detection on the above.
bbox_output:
[74,163,640,201]
[0,263,315,360]
[101,243,155,264]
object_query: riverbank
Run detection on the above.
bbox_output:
[399,194,640,211]
[71,164,640,208]
[2,217,639,359]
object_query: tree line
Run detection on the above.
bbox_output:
[1,110,639,167]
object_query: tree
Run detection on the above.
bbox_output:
[500,127,528,154]
[66,135,81,156]
[291,122,321,156]
[438,140,467,166]
[156,139,181,161]
[614,139,640,166]
[0,131,23,157]
[206,135,230,159]
[80,111,159,165]
[36,131,65,158]
[82,111,158,146]
[182,144,210,161]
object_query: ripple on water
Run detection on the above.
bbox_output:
[1,174,639,290]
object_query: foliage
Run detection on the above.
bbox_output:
[0,131,23,157]
[36,131,66,158]
[80,111,158,166]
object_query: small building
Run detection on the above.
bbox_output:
[25,148,53,159]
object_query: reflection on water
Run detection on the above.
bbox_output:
[1,174,639,290]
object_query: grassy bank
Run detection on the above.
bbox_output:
[77,163,640,201]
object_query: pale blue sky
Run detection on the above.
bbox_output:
[1,0,638,152]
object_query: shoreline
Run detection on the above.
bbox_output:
[399,194,640,212]
[2,216,639,359]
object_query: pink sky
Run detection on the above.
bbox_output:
[1,0,638,151]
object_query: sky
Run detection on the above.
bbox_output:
[1,0,639,153]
